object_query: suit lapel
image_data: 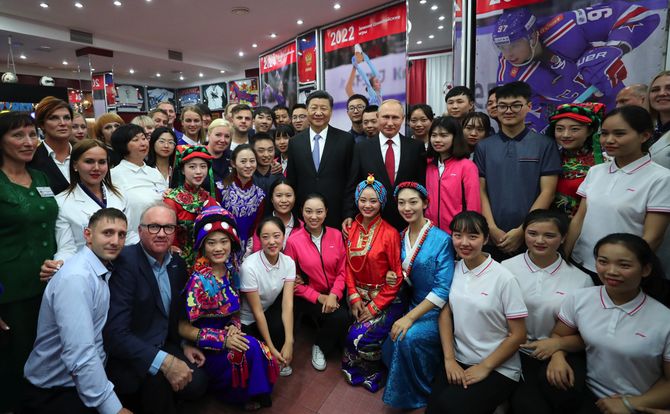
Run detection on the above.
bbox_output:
[397,136,410,182]
[299,133,318,175]
[318,128,334,175]
[136,245,168,316]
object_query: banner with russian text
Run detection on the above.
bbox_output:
[259,42,298,109]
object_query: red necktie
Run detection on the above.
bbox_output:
[385,139,395,187]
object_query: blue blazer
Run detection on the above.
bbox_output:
[104,243,188,393]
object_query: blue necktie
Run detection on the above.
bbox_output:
[312,134,321,171]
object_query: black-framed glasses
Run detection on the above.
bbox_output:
[347,105,365,112]
[141,224,177,234]
[496,103,525,113]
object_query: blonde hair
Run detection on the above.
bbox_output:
[207,118,232,135]
[649,70,670,122]
[180,105,206,144]
[131,115,155,130]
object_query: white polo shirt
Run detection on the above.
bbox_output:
[450,256,528,381]
[558,286,670,398]
[572,155,670,271]
[502,253,593,346]
[239,251,296,325]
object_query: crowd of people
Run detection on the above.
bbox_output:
[0,72,669,414]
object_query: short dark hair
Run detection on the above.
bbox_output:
[253,106,273,119]
[462,112,492,137]
[363,105,379,114]
[496,81,532,101]
[255,216,286,237]
[306,90,334,108]
[195,103,212,117]
[275,124,295,138]
[427,116,470,161]
[0,112,36,167]
[232,104,252,116]
[290,103,306,116]
[487,86,500,99]
[272,105,289,115]
[523,209,570,260]
[302,192,329,211]
[146,126,177,168]
[450,211,489,239]
[347,94,369,107]
[110,124,146,159]
[445,86,475,103]
[252,132,274,145]
[88,207,127,228]
[409,104,435,121]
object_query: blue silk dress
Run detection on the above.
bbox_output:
[382,220,454,409]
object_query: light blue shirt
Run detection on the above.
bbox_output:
[24,246,122,414]
[142,248,172,375]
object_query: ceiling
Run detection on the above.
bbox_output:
[0,0,451,87]
[407,0,452,54]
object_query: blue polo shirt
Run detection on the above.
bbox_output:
[474,128,561,232]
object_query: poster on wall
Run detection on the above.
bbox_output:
[259,42,298,109]
[202,82,227,110]
[177,86,201,109]
[472,0,668,132]
[92,72,115,116]
[147,87,176,110]
[115,84,145,112]
[229,78,259,107]
[322,3,407,131]
[298,32,318,84]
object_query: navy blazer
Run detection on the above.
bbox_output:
[346,134,427,230]
[27,143,69,195]
[104,243,188,392]
[285,125,354,228]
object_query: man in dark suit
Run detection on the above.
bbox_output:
[104,204,207,414]
[286,90,355,228]
[344,99,427,231]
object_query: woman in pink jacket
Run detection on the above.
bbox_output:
[425,116,481,233]
[284,193,349,372]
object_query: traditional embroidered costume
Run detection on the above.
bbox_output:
[219,176,265,258]
[184,206,278,405]
[342,175,403,393]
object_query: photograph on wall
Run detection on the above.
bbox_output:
[147,86,176,110]
[322,3,407,131]
[470,0,668,132]
[202,82,227,110]
[298,31,318,85]
[259,42,298,109]
[115,84,145,112]
[229,78,259,107]
[177,86,201,109]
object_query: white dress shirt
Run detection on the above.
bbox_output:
[309,126,329,165]
[42,140,72,182]
[379,133,400,179]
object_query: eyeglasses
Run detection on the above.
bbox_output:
[156,139,176,146]
[347,105,365,112]
[292,114,307,120]
[141,224,177,234]
[496,103,526,113]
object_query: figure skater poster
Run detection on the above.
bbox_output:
[460,0,668,132]
[259,42,298,109]
[228,78,259,108]
[322,3,407,131]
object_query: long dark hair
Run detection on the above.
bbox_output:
[427,116,470,162]
[602,106,654,153]
[146,127,177,168]
[523,209,571,264]
[594,233,668,305]
[66,138,121,197]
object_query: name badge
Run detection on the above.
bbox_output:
[36,186,55,197]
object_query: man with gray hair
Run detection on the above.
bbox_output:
[104,203,207,414]
[615,83,649,110]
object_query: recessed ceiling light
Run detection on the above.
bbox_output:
[419,0,426,3]
[428,34,434,39]
[220,70,226,73]
[238,51,244,57]
[113,1,122,6]
[129,68,135,74]
[438,25,444,30]
[297,19,304,25]
[252,43,258,48]
[179,75,184,80]
[19,54,26,59]
[333,3,341,10]
[270,33,277,38]
[62,60,68,65]
[416,40,423,44]
[430,4,438,10]
[156,72,161,77]
[74,2,83,8]
[90,67,95,71]
[438,15,445,20]
[39,2,49,8]
[198,73,204,78]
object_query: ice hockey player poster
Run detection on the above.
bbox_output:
[322,3,407,131]
[259,42,298,109]
[202,82,227,111]
[473,0,668,132]
[228,78,259,108]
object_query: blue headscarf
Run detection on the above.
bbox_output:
[354,173,387,208]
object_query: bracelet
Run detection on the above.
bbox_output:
[621,396,637,414]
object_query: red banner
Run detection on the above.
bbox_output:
[323,3,406,53]
[259,43,297,75]
[91,74,104,91]
[456,0,546,18]
[297,32,317,84]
